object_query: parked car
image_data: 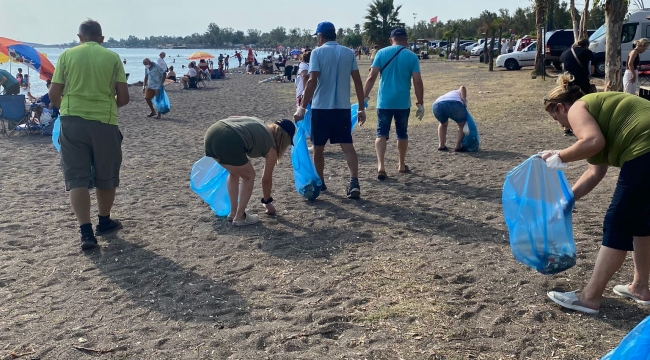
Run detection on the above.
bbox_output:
[496,42,537,70]
[590,9,649,77]
[545,29,596,70]
[465,42,478,52]
[471,43,499,56]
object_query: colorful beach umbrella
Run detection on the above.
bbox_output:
[290,49,301,55]
[0,37,55,80]
[0,53,11,64]
[187,51,214,60]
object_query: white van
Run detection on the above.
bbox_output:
[589,9,650,77]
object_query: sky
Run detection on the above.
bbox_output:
[3,0,533,45]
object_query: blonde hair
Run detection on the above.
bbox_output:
[543,72,585,112]
[634,38,650,49]
[269,123,292,163]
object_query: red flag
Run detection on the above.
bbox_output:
[430,16,438,23]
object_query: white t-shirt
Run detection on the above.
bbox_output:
[157,57,168,72]
[434,89,463,104]
[187,68,197,77]
[501,42,508,53]
[294,62,309,98]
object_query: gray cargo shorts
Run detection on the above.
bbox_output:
[59,116,123,191]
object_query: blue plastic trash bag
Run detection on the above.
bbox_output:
[292,119,322,201]
[52,116,61,152]
[502,156,576,274]
[602,316,650,360]
[461,112,480,152]
[189,156,230,216]
[152,86,171,114]
[350,101,368,133]
[302,103,312,138]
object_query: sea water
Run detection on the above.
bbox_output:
[0,47,276,96]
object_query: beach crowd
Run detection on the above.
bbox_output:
[14,17,648,319]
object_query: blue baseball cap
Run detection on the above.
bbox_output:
[313,22,336,36]
[390,28,407,38]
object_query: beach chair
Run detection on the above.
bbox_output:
[188,75,204,89]
[0,95,30,136]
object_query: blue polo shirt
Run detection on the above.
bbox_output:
[0,69,19,88]
[372,45,420,109]
[309,41,358,109]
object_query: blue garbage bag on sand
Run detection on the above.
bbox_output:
[461,112,480,152]
[292,119,322,201]
[152,86,171,114]
[502,156,576,274]
[52,116,61,152]
[602,316,650,359]
[189,156,230,216]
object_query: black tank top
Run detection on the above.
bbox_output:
[629,53,640,69]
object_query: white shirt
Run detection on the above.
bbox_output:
[157,57,168,72]
[295,62,309,98]
[187,68,197,77]
[501,42,508,53]
[434,89,463,104]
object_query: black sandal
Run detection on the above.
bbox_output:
[377,171,387,181]
[438,146,449,151]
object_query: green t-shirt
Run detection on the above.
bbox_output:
[0,69,18,88]
[221,117,275,158]
[52,42,127,125]
[581,92,650,167]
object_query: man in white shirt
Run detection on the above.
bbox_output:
[181,63,198,89]
[157,52,168,78]
[293,21,366,199]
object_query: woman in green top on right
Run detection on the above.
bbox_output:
[541,73,650,314]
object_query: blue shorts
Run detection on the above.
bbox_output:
[432,100,468,124]
[311,108,353,146]
[376,108,410,140]
[602,151,650,251]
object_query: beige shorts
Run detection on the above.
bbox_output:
[59,116,123,190]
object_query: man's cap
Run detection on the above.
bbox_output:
[390,28,407,38]
[276,119,296,144]
[313,22,336,36]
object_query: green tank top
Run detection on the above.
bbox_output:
[221,117,275,158]
[581,92,650,167]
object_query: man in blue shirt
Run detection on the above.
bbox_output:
[0,69,20,95]
[363,28,424,181]
[294,21,366,199]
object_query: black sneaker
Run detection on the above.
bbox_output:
[347,180,361,199]
[95,219,123,236]
[81,232,98,250]
[320,182,327,192]
[564,129,574,137]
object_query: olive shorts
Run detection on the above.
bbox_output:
[60,116,123,191]
[204,121,249,166]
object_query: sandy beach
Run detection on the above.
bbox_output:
[1,59,648,359]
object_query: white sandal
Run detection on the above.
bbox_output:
[547,290,599,314]
[232,211,259,226]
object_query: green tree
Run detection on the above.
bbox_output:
[363,0,403,48]
[269,27,287,46]
[247,29,261,44]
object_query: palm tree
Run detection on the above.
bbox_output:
[363,0,403,48]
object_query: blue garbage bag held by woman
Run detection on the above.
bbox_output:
[190,156,231,216]
[502,156,576,274]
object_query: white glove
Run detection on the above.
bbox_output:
[541,151,568,170]
[293,107,306,121]
[415,104,424,120]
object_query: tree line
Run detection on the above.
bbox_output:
[64,0,604,50]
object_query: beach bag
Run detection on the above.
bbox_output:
[152,86,170,114]
[461,111,480,152]
[189,156,230,216]
[502,156,576,274]
[51,116,61,152]
[602,316,650,360]
[292,119,322,201]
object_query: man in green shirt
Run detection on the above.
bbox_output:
[49,20,130,250]
[0,69,20,95]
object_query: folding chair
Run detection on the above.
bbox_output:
[0,95,31,136]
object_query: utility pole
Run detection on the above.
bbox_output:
[413,13,417,39]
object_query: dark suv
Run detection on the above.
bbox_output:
[545,29,596,70]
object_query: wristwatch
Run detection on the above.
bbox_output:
[261,197,274,205]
